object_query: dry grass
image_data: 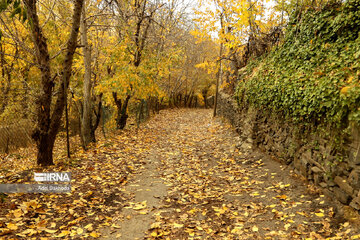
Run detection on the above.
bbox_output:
[0,120,33,154]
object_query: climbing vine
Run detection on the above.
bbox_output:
[237,0,360,128]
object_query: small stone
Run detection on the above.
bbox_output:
[334,176,354,196]
[326,180,336,187]
[303,150,312,161]
[349,197,360,211]
[314,173,322,185]
[240,142,252,150]
[300,159,308,177]
[333,162,349,176]
[333,187,351,204]
[348,168,360,189]
[294,157,301,172]
[350,200,360,210]
[322,188,333,199]
[354,190,359,198]
[311,166,323,173]
[348,144,360,165]
[352,196,360,205]
[319,182,327,188]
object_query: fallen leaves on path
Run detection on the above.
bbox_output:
[0,126,160,239]
[1,109,360,239]
[142,109,360,239]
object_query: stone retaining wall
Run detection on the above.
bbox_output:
[218,92,360,210]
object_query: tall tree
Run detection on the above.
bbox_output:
[80,1,93,146]
[111,0,162,130]
[23,0,84,166]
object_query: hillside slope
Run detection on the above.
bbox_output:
[237,0,360,127]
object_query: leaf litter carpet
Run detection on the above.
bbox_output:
[103,109,360,239]
[1,109,360,239]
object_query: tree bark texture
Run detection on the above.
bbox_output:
[24,0,84,166]
[80,4,93,147]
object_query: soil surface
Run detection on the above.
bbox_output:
[99,109,360,239]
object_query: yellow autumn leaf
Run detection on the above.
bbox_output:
[18,228,37,236]
[89,231,100,238]
[252,226,258,232]
[133,205,146,210]
[84,223,93,231]
[44,229,58,234]
[297,211,305,216]
[150,222,161,229]
[284,223,291,230]
[13,209,23,218]
[77,228,84,235]
[277,194,287,200]
[315,212,324,217]
[133,201,147,210]
[347,75,354,83]
[188,208,197,214]
[341,86,351,94]
[6,222,18,230]
[173,223,184,228]
[196,226,203,231]
[351,234,360,239]
[111,224,121,229]
[56,230,70,238]
[231,226,243,234]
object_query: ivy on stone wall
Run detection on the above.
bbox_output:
[237,0,360,128]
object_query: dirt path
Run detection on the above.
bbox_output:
[100,149,168,239]
[101,109,360,239]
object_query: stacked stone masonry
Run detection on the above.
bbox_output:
[218,92,360,211]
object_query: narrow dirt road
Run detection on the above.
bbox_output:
[101,109,360,239]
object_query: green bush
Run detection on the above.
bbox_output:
[237,0,360,128]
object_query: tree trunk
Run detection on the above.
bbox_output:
[113,92,130,130]
[0,42,17,114]
[145,99,150,120]
[89,94,102,142]
[25,0,54,166]
[118,95,130,129]
[101,104,106,139]
[24,0,84,166]
[21,66,30,118]
[65,89,71,158]
[80,4,93,147]
[155,98,159,113]
[37,134,56,166]
[202,88,208,108]
[112,92,121,128]
[188,95,193,108]
[213,13,224,118]
[183,94,188,107]
[136,100,144,128]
